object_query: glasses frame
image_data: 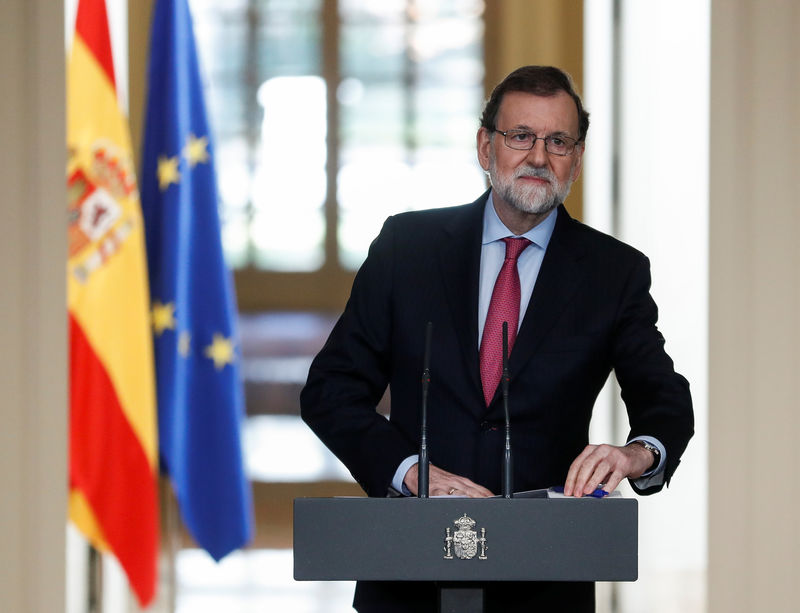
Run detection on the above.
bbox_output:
[491,128,580,157]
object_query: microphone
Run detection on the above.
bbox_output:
[418,321,433,498]
[501,321,513,498]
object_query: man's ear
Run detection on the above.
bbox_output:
[477,127,492,171]
[570,142,585,182]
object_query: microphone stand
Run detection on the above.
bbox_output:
[501,322,513,498]
[418,321,432,498]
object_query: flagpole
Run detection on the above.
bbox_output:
[133,479,179,613]
[87,546,102,613]
[161,477,180,613]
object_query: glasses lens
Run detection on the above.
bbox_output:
[545,137,572,156]
[504,130,534,150]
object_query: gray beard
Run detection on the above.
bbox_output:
[488,158,572,216]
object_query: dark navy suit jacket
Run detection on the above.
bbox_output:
[300,190,694,611]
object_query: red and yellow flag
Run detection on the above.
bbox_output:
[67,0,159,605]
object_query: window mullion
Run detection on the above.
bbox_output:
[244,0,261,267]
[403,0,419,166]
[322,0,341,271]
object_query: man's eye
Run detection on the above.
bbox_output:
[510,132,532,142]
[549,137,566,147]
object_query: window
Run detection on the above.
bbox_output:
[177,4,486,610]
[190,0,486,309]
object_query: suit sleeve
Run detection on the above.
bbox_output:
[612,255,694,495]
[300,216,416,496]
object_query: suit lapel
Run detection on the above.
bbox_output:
[437,192,487,401]
[510,205,588,375]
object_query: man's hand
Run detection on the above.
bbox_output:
[404,462,494,498]
[563,443,653,497]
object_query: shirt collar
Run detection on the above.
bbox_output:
[482,191,558,249]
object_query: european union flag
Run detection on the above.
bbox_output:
[140,0,253,560]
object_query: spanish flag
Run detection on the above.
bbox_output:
[67,0,159,606]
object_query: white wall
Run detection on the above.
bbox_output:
[617,0,710,590]
[586,1,710,611]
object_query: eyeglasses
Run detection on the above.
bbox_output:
[491,128,580,156]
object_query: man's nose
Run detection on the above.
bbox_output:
[525,137,549,167]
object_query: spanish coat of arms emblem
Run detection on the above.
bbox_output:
[443,513,487,560]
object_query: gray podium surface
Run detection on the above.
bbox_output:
[294,496,637,583]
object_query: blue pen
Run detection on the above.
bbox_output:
[550,486,609,498]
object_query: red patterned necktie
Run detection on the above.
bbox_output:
[479,237,532,406]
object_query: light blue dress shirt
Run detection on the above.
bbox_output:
[391,195,665,494]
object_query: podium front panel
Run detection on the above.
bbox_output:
[294,497,637,582]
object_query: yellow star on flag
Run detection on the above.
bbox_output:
[157,154,181,191]
[151,301,177,336]
[204,333,236,370]
[178,331,192,357]
[183,133,209,168]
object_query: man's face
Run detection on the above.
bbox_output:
[477,90,584,217]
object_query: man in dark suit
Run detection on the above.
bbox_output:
[300,65,694,612]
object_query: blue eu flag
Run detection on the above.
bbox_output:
[140,0,253,560]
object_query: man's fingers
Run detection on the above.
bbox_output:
[579,457,613,494]
[437,477,493,498]
[564,444,597,496]
[407,462,493,497]
[454,479,494,498]
[565,444,647,496]
[431,482,489,497]
[565,445,621,496]
[428,465,493,498]
[600,473,624,494]
[574,466,607,497]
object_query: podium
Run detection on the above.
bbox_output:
[294,496,637,612]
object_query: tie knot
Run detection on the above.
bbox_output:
[502,237,532,261]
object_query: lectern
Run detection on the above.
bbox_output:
[294,496,637,612]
